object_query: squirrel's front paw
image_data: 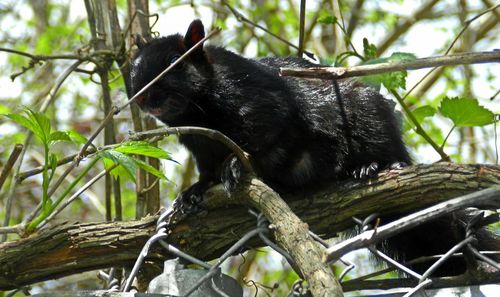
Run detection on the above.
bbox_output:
[173,180,212,214]
[221,155,243,194]
[351,162,379,179]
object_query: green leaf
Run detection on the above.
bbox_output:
[99,150,137,180]
[5,113,37,133]
[362,52,417,90]
[413,105,437,123]
[68,130,89,145]
[49,131,71,143]
[14,107,51,144]
[388,52,417,61]
[363,38,378,60]
[26,108,51,141]
[0,104,10,114]
[439,97,494,127]
[404,105,437,132]
[318,15,337,25]
[383,71,408,90]
[133,158,167,180]
[114,141,172,159]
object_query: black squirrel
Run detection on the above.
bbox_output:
[129,20,498,276]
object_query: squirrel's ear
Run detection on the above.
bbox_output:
[184,19,205,59]
[135,34,149,49]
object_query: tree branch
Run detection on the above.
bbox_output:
[232,176,344,296]
[0,163,499,290]
[279,50,500,79]
[0,144,23,192]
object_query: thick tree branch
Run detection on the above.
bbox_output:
[279,50,500,79]
[0,163,499,290]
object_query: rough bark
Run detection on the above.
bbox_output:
[0,163,499,291]
[232,177,343,297]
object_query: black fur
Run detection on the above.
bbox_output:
[129,29,411,194]
[129,20,498,276]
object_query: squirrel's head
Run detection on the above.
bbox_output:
[129,19,210,124]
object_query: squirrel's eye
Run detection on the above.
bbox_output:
[169,54,184,70]
[170,55,181,65]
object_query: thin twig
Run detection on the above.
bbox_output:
[280,50,500,79]
[0,47,114,61]
[140,177,160,194]
[298,0,306,57]
[17,147,98,181]
[0,144,23,192]
[368,247,422,279]
[0,224,24,235]
[0,47,111,80]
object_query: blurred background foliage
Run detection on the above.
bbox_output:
[0,0,498,296]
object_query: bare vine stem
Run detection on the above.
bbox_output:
[279,50,500,79]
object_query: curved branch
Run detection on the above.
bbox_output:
[129,126,253,172]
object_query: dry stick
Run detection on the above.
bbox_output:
[326,186,500,262]
[0,47,114,61]
[0,144,23,192]
[279,50,500,79]
[0,224,24,235]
